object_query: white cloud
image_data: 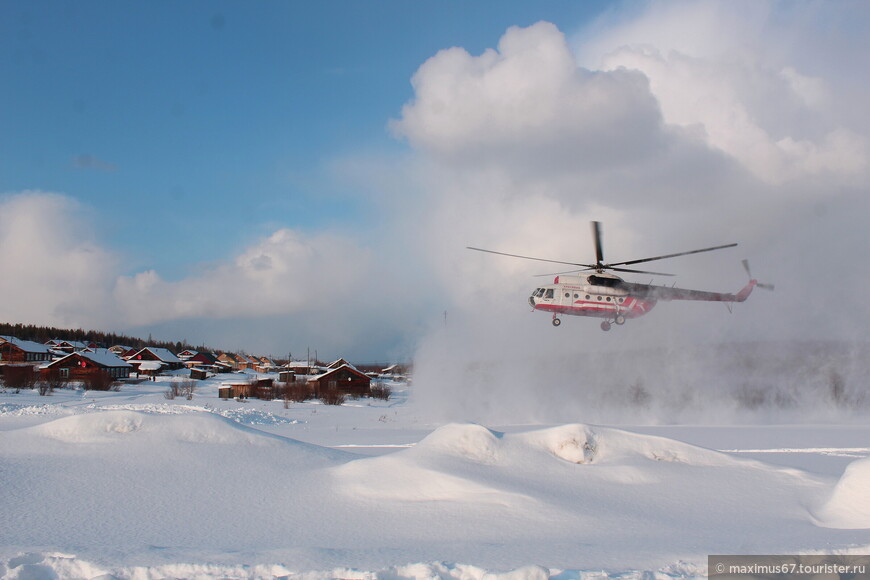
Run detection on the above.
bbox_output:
[0,191,118,328]
[392,21,665,175]
[115,228,373,326]
[579,0,869,184]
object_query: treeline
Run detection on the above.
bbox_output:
[0,322,212,355]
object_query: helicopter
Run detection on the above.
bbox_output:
[467,221,773,331]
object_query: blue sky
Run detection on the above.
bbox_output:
[1,1,607,279]
[3,1,869,361]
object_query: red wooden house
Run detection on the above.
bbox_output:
[41,351,133,381]
[0,338,53,364]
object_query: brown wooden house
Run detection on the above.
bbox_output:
[41,351,132,381]
[127,347,184,372]
[0,338,53,364]
[308,364,371,397]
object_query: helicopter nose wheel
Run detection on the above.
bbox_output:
[615,314,625,325]
[552,314,561,327]
[600,321,611,331]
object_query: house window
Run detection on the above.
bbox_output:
[60,368,69,379]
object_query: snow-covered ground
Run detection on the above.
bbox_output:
[1,373,870,579]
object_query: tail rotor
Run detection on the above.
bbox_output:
[742,259,775,291]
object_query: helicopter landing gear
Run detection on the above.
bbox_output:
[600,321,612,331]
[552,315,562,327]
[615,314,626,325]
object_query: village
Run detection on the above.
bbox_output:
[0,334,409,403]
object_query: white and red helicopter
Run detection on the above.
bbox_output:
[468,221,772,331]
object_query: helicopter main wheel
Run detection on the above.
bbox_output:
[600,321,612,331]
[552,317,562,327]
[615,314,626,325]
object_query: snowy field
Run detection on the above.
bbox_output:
[2,371,870,580]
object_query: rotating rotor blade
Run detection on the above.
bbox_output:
[743,259,775,290]
[609,242,738,268]
[591,221,604,266]
[466,247,594,268]
[607,266,675,277]
[533,268,589,278]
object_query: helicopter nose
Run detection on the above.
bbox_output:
[529,296,536,309]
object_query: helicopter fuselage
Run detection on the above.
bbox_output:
[529,274,656,324]
[529,273,757,329]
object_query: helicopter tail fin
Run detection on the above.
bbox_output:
[735,280,757,302]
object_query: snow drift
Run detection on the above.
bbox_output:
[815,457,870,529]
[2,411,869,577]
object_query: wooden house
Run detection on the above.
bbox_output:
[219,377,275,400]
[41,351,132,381]
[308,364,371,397]
[217,353,247,370]
[179,351,220,369]
[127,347,184,372]
[0,338,53,364]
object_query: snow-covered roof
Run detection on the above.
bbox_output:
[284,361,312,369]
[46,351,133,369]
[133,347,182,363]
[3,337,52,354]
[80,351,133,368]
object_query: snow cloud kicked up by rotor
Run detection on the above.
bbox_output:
[399,4,870,424]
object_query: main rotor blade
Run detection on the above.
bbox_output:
[607,266,675,277]
[533,268,590,277]
[592,221,604,266]
[466,247,594,268]
[608,243,738,268]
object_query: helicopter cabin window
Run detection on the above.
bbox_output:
[544,289,554,299]
[564,292,570,298]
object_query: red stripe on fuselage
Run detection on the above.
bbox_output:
[534,297,657,320]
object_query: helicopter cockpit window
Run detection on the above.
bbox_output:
[544,289,554,299]
[534,288,545,298]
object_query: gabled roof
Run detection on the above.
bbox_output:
[189,352,220,364]
[327,358,357,370]
[308,364,370,382]
[48,339,91,349]
[3,338,52,354]
[46,351,132,369]
[129,347,182,364]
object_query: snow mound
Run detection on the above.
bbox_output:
[814,457,870,529]
[511,423,743,467]
[412,422,501,463]
[0,554,683,580]
[22,410,340,459]
[333,422,755,507]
